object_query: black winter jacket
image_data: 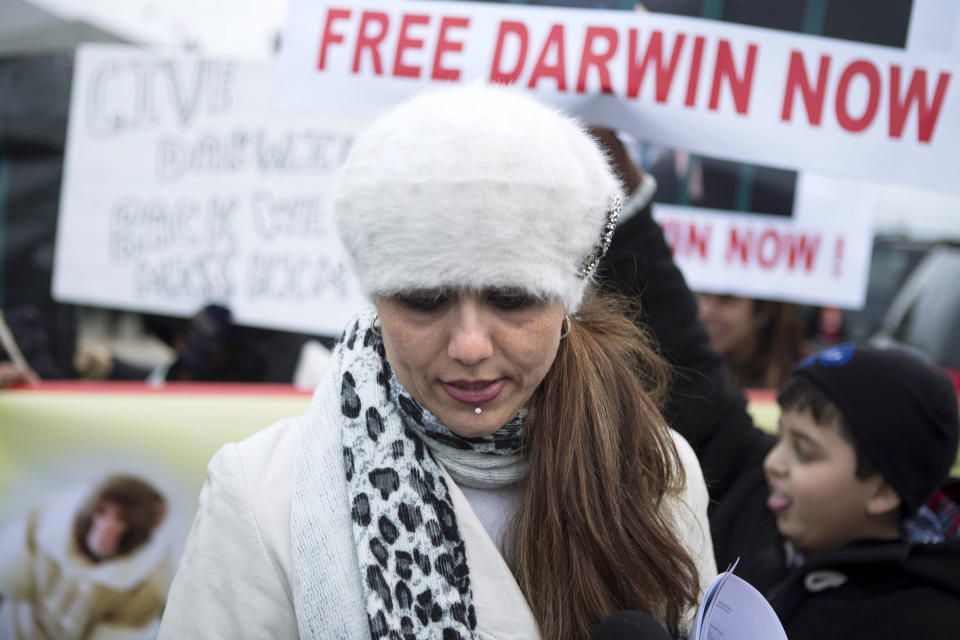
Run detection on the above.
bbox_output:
[598,203,960,640]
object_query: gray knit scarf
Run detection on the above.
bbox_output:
[321,309,526,639]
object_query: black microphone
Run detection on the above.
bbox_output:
[591,610,672,640]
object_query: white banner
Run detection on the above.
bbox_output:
[53,45,369,334]
[653,173,875,308]
[277,0,959,194]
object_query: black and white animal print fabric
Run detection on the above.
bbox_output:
[388,368,526,457]
[338,310,524,640]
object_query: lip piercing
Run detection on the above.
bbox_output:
[474,407,482,415]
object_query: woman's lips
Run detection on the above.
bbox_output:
[440,378,507,404]
[767,493,793,514]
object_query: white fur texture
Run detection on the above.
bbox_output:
[333,84,622,312]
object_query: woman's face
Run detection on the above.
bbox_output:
[376,288,565,437]
[696,293,757,358]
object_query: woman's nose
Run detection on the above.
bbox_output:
[447,304,494,366]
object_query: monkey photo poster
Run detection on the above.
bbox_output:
[0,383,310,639]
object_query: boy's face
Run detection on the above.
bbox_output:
[763,408,893,557]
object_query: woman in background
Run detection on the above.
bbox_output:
[697,293,806,388]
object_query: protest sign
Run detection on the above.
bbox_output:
[651,174,874,308]
[53,45,369,335]
[635,141,875,307]
[277,0,958,194]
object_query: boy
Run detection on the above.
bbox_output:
[597,165,960,639]
[708,345,960,639]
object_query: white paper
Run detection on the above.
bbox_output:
[688,560,788,640]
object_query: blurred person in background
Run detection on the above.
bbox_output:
[155,304,266,383]
[68,305,269,384]
[696,293,807,389]
[0,304,73,387]
[0,362,37,388]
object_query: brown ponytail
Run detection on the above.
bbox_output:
[511,291,700,638]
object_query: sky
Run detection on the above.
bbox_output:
[27,0,287,58]
[22,0,960,240]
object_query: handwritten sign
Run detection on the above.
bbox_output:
[277,0,959,194]
[54,45,369,334]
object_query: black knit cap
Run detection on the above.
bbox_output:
[791,344,959,515]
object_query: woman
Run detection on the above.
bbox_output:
[158,85,715,639]
[696,293,806,389]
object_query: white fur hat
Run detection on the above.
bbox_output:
[333,83,622,312]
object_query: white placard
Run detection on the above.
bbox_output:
[278,0,960,194]
[653,173,875,308]
[53,45,368,334]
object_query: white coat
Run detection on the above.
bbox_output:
[158,409,715,639]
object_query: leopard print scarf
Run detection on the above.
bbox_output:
[336,309,524,640]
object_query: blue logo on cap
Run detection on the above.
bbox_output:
[819,343,856,366]
[798,343,856,369]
